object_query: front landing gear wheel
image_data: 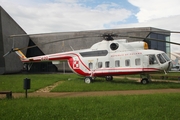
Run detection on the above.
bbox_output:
[141,78,149,84]
[84,77,92,84]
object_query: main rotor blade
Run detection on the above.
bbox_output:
[149,30,180,33]
[9,32,68,38]
[127,30,180,34]
[128,36,180,46]
[9,31,104,38]
[9,29,180,38]
[16,35,100,51]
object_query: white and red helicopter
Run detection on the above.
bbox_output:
[4,32,178,84]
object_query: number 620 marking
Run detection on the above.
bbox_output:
[41,56,49,61]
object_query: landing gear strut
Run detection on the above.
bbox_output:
[140,74,151,84]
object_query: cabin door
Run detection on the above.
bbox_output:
[143,55,149,71]
[143,54,160,72]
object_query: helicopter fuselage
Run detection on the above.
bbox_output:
[17,39,172,83]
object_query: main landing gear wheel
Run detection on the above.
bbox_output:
[141,78,149,84]
[84,77,92,84]
[106,76,113,81]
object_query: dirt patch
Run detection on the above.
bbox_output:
[36,81,64,92]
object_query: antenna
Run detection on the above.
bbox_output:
[70,46,74,51]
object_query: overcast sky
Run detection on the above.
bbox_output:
[1,0,180,52]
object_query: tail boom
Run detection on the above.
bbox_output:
[15,49,27,61]
[15,49,73,63]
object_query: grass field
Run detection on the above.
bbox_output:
[1,93,180,120]
[150,72,180,80]
[0,73,180,92]
[0,73,72,92]
[1,73,180,119]
[129,72,180,80]
[52,77,180,92]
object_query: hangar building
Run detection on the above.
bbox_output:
[0,6,171,74]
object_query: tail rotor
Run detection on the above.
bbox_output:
[3,38,15,57]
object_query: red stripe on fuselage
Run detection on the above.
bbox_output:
[91,68,159,77]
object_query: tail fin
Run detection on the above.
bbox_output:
[14,48,27,60]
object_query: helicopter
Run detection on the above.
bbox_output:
[4,31,180,84]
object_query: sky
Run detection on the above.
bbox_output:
[1,0,180,52]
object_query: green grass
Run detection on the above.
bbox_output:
[52,77,180,92]
[0,73,71,92]
[1,73,180,119]
[1,93,180,120]
[125,72,180,81]
[1,73,180,93]
[150,72,180,80]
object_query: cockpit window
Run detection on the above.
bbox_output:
[157,54,166,64]
[162,53,170,61]
[149,55,158,65]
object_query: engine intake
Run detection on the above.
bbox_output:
[110,43,119,50]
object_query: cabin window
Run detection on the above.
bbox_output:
[115,60,120,67]
[125,59,130,66]
[98,62,103,68]
[162,53,170,61]
[149,55,157,65]
[135,58,141,66]
[89,62,93,70]
[105,61,110,68]
[157,54,166,64]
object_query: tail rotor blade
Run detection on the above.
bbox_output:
[3,51,11,57]
[3,48,15,57]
